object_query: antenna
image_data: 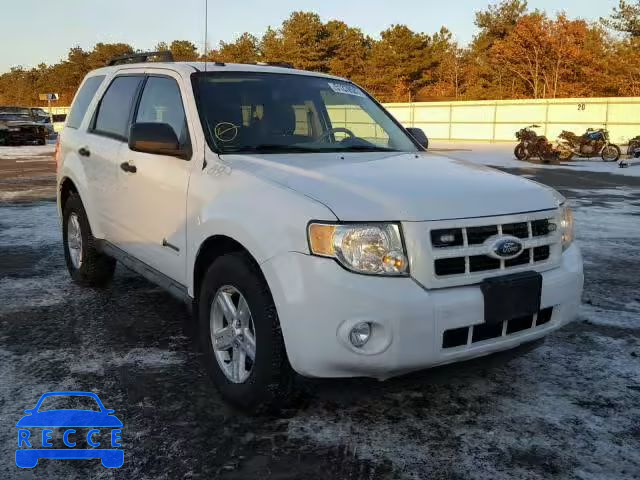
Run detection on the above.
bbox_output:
[203,0,209,71]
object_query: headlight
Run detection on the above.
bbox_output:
[308,222,408,276]
[559,204,574,250]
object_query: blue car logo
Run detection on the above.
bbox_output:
[15,391,123,468]
[487,235,524,260]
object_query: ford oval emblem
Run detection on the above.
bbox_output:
[488,236,524,260]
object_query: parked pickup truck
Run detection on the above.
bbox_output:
[0,107,49,145]
[57,53,583,411]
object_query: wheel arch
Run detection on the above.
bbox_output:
[59,176,79,213]
[192,235,268,302]
[57,166,103,238]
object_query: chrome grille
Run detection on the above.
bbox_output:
[428,214,560,280]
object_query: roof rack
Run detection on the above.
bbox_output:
[255,62,294,69]
[107,51,174,66]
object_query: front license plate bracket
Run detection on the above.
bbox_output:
[480,271,542,325]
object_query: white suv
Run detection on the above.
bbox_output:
[57,54,583,410]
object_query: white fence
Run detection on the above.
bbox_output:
[384,97,640,144]
[47,96,640,144]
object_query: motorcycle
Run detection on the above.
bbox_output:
[514,124,557,162]
[627,135,640,158]
[556,128,621,162]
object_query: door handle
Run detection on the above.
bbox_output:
[120,162,137,173]
[78,147,90,157]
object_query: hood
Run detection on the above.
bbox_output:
[224,151,560,221]
[0,119,39,127]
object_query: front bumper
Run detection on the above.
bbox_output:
[261,244,583,379]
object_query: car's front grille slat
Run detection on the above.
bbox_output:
[442,307,554,349]
[429,215,558,278]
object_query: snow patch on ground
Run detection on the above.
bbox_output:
[0,186,56,202]
[0,202,61,247]
[430,141,640,177]
[0,144,54,160]
[69,348,186,374]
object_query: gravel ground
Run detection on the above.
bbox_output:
[0,144,638,479]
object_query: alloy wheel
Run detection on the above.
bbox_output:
[67,212,83,269]
[210,285,256,383]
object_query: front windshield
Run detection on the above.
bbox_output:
[192,72,419,154]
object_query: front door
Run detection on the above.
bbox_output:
[113,73,193,285]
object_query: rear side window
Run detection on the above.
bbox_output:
[92,76,143,140]
[66,75,105,129]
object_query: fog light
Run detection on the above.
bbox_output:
[349,322,371,348]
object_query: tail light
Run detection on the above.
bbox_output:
[54,136,61,172]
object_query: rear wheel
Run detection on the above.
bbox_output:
[198,253,292,412]
[601,144,620,162]
[62,193,116,287]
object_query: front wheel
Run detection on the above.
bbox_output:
[601,144,621,162]
[197,253,292,412]
[514,143,527,160]
[558,148,574,161]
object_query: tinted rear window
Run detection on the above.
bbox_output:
[93,76,143,140]
[66,75,105,129]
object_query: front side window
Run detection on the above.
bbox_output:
[67,75,105,129]
[92,75,143,140]
[192,72,418,154]
[135,76,189,146]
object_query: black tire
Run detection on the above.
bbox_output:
[197,253,292,412]
[514,143,527,160]
[601,144,620,162]
[62,193,116,287]
[37,137,46,145]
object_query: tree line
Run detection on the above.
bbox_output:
[1,0,639,107]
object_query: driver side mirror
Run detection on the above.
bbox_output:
[406,127,429,150]
[129,123,190,160]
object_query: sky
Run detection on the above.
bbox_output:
[0,0,619,73]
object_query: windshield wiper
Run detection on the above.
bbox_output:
[233,144,315,153]
[335,145,398,152]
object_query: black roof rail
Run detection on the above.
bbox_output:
[255,61,294,69]
[107,51,174,66]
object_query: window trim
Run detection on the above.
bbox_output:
[66,75,106,130]
[89,74,145,143]
[130,74,193,161]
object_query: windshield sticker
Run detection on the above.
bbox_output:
[214,122,239,143]
[327,82,366,98]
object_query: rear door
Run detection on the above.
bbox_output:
[112,72,193,284]
[84,73,145,238]
[60,74,106,230]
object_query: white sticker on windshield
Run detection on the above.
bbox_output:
[328,82,366,98]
